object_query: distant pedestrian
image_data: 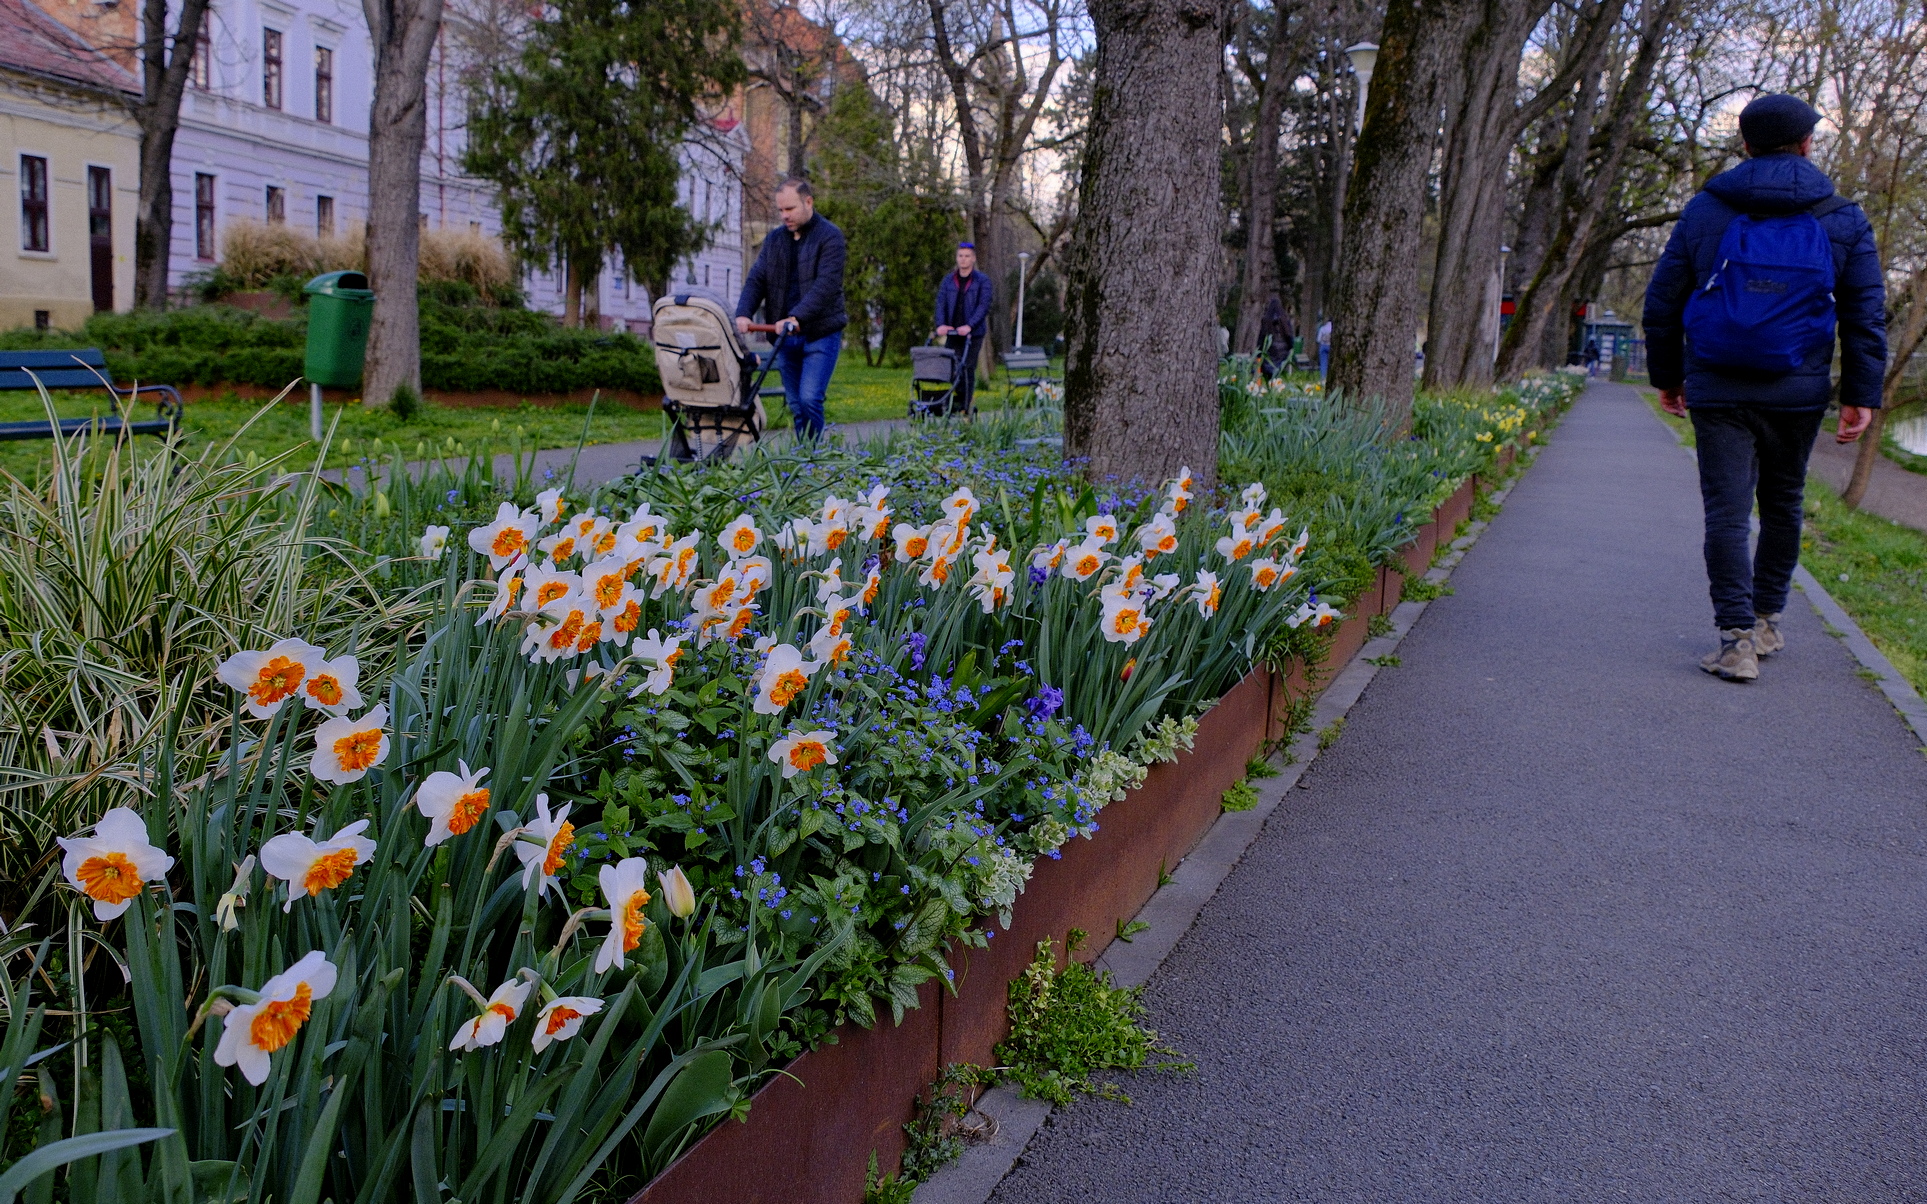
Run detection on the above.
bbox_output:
[1643,93,1886,682]
[1584,339,1601,376]
[1317,319,1333,381]
[736,178,847,439]
[1258,295,1295,379]
[934,241,992,414]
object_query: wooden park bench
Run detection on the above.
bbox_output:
[0,350,183,442]
[1001,345,1055,405]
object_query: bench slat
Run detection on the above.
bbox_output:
[0,350,109,369]
[0,368,116,390]
[0,418,172,443]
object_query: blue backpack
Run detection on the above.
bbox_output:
[1684,195,1850,373]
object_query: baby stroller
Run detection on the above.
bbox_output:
[908,342,969,419]
[650,294,772,462]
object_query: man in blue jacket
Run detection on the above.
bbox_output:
[736,178,848,439]
[1644,94,1886,682]
[934,242,993,414]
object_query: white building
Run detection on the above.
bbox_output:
[164,0,744,331]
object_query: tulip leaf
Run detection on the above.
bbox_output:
[0,1128,175,1204]
[637,1050,735,1172]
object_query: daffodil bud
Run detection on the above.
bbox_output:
[658,865,696,918]
[374,491,391,520]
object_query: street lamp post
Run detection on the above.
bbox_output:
[1344,41,1378,133]
[1016,251,1032,348]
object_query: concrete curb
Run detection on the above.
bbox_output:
[910,447,1546,1204]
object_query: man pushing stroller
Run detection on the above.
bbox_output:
[934,242,993,414]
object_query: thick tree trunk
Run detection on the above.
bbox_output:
[362,0,443,407]
[563,259,582,328]
[1232,6,1293,354]
[1062,0,1229,487]
[1421,0,1538,389]
[133,0,212,307]
[1326,0,1474,425]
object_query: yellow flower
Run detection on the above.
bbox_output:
[214,950,337,1085]
[217,638,327,719]
[57,807,174,921]
[260,820,376,910]
[769,729,838,779]
[309,705,390,785]
[595,857,653,973]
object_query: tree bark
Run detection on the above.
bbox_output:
[1232,2,1294,354]
[1326,0,1475,425]
[1843,410,1884,509]
[1062,0,1229,487]
[361,0,444,407]
[133,0,213,307]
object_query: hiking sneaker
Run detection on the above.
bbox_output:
[1754,611,1785,657]
[1700,628,1760,682]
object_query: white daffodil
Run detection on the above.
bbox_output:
[1229,506,1263,534]
[631,630,685,695]
[693,566,747,618]
[820,593,858,638]
[1287,600,1341,630]
[808,625,854,668]
[768,729,837,779]
[853,495,891,542]
[1084,514,1119,546]
[1136,513,1179,558]
[524,564,581,611]
[533,996,604,1052]
[1114,554,1146,591]
[1249,557,1296,591]
[57,807,174,921]
[1191,570,1223,617]
[719,513,763,558]
[736,555,775,596]
[917,553,956,590]
[536,528,581,563]
[214,950,337,1085]
[580,554,634,615]
[216,638,327,719]
[892,523,932,561]
[658,864,696,918]
[1147,572,1181,601]
[1289,528,1311,558]
[617,507,663,554]
[260,820,376,910]
[813,556,846,603]
[594,857,654,973]
[1215,531,1257,562]
[1061,541,1107,582]
[1163,479,1192,515]
[968,548,1015,614]
[300,654,362,714]
[1255,508,1291,546]
[647,534,702,598]
[534,488,568,525]
[859,567,882,609]
[469,502,539,570]
[1032,540,1069,572]
[1173,466,1196,493]
[418,524,451,559]
[752,643,820,714]
[1099,589,1152,644]
[310,704,390,785]
[513,794,574,898]
[480,555,528,624]
[523,592,596,664]
[1240,482,1267,509]
[449,976,533,1051]
[602,581,645,647]
[415,761,491,847]
[942,486,978,525]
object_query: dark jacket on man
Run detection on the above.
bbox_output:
[934,268,993,342]
[737,215,848,340]
[1643,154,1886,410]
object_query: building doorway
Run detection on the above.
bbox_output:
[88,166,113,312]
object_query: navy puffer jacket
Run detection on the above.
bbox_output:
[1643,154,1886,409]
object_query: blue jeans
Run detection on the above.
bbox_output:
[1318,344,1330,379]
[1690,405,1824,631]
[775,331,841,439]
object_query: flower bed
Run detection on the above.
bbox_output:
[0,374,1579,1203]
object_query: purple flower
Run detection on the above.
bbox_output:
[1028,565,1050,586]
[1026,684,1064,720]
[904,630,927,671]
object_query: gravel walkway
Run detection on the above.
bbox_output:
[986,382,1927,1202]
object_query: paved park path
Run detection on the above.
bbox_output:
[987,382,1927,1202]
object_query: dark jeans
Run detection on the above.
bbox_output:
[944,335,979,413]
[775,331,842,439]
[1689,405,1825,631]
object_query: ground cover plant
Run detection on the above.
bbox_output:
[0,373,1571,1200]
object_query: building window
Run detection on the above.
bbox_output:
[265,185,285,224]
[262,28,282,109]
[88,166,113,312]
[19,154,48,252]
[191,15,212,88]
[313,46,332,123]
[34,310,49,330]
[195,173,216,260]
[316,194,334,237]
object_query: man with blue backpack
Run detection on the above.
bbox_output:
[1644,93,1887,682]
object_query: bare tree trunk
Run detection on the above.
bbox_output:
[563,259,582,328]
[1845,274,1927,507]
[1063,0,1229,486]
[1232,3,1294,354]
[1326,0,1474,425]
[362,0,444,407]
[1843,410,1885,508]
[133,0,213,307]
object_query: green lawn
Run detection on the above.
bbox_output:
[1637,386,1927,695]
[0,354,1055,479]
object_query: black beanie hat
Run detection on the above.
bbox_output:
[1739,94,1820,152]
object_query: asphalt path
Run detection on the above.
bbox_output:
[988,382,1927,1202]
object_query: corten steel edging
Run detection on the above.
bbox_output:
[1400,518,1439,580]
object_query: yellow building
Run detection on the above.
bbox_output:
[0,0,139,329]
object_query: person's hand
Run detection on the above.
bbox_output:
[735,316,751,335]
[779,317,799,336]
[1837,404,1874,443]
[957,324,972,336]
[936,325,952,337]
[1660,387,1687,417]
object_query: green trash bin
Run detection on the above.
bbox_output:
[303,271,374,389]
